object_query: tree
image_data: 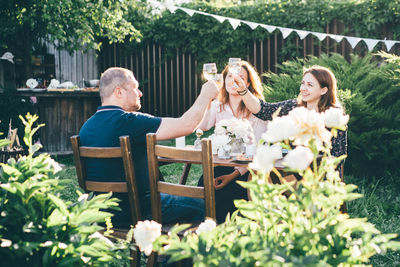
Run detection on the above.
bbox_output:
[0,0,141,84]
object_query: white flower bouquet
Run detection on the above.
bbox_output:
[215,118,254,143]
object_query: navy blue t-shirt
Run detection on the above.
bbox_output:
[79,105,162,227]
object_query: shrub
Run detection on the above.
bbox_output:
[0,114,130,266]
[260,52,400,179]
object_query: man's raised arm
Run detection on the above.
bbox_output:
[155,81,219,140]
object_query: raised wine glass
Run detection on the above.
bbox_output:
[228,58,241,75]
[203,63,217,81]
[214,73,224,89]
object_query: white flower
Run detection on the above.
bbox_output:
[42,241,53,247]
[58,242,68,249]
[47,79,60,89]
[44,157,62,173]
[288,107,332,150]
[78,193,89,202]
[324,107,349,129]
[210,134,231,151]
[283,146,313,170]
[249,144,282,173]
[352,245,362,257]
[263,116,302,143]
[215,118,253,143]
[195,219,216,235]
[89,232,114,246]
[1,239,12,247]
[133,220,162,256]
[26,78,38,89]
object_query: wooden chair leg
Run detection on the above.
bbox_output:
[130,248,140,267]
[146,252,157,267]
[179,163,192,185]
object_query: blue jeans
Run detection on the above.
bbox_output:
[160,193,205,224]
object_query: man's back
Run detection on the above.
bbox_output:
[79,105,161,226]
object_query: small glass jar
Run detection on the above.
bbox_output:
[217,147,231,159]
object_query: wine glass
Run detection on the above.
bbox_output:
[228,58,241,75]
[214,73,224,89]
[203,63,217,81]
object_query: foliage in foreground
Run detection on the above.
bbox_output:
[140,106,400,266]
[0,114,131,266]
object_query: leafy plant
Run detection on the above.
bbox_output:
[143,105,400,266]
[0,114,131,266]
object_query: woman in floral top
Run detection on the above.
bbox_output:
[233,65,347,177]
[198,61,268,223]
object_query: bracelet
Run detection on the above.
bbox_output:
[237,89,248,96]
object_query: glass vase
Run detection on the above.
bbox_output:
[230,138,245,157]
[217,147,231,159]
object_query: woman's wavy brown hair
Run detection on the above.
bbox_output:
[218,61,264,118]
[297,65,341,112]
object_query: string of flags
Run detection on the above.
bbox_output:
[148,1,399,52]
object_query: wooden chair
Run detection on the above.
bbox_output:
[70,135,141,267]
[146,133,216,266]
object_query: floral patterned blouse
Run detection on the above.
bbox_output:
[254,98,347,161]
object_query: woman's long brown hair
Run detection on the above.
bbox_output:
[218,61,264,118]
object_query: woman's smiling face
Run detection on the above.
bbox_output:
[300,72,327,106]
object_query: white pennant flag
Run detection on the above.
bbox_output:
[346,36,362,49]
[245,21,259,30]
[312,32,327,41]
[278,27,293,39]
[363,38,380,51]
[211,14,226,23]
[179,7,195,16]
[228,18,241,30]
[327,34,344,43]
[384,40,397,51]
[260,24,276,33]
[295,30,310,40]
[167,5,178,13]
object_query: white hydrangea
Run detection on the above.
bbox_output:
[133,220,162,256]
[283,146,314,170]
[210,134,231,151]
[195,218,216,235]
[215,118,253,143]
[324,107,349,129]
[249,144,282,173]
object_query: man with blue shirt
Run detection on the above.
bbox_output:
[79,67,218,227]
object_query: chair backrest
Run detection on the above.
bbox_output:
[146,133,216,224]
[70,135,141,225]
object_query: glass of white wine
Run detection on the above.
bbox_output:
[228,58,241,75]
[214,73,224,88]
[203,63,217,81]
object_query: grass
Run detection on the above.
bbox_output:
[54,136,400,266]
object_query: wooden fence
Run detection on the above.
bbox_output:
[98,20,399,118]
[46,43,98,86]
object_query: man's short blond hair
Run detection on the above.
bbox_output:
[99,67,134,101]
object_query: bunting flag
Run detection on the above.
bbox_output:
[156,3,400,52]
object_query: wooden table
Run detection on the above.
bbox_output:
[158,153,285,185]
[158,155,285,169]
